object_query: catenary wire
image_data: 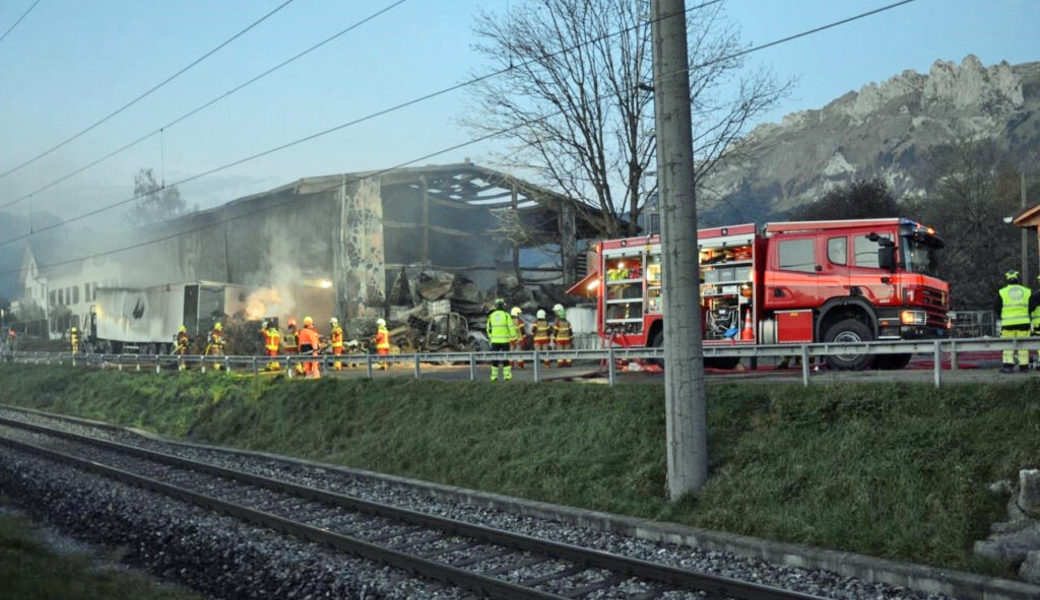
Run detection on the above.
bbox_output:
[0,0,726,244]
[0,0,41,46]
[0,0,919,275]
[0,0,299,181]
[0,0,408,212]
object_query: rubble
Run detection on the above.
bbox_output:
[974,469,1040,583]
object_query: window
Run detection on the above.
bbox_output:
[50,290,56,306]
[778,239,815,272]
[57,289,64,305]
[827,237,847,265]
[72,286,79,305]
[93,282,100,300]
[84,283,90,302]
[854,234,892,268]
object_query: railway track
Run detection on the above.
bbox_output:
[0,414,833,600]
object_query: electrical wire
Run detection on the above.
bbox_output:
[0,0,299,181]
[0,0,41,46]
[0,0,407,211]
[0,0,726,242]
[0,0,919,276]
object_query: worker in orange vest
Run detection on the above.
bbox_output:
[509,306,526,369]
[299,316,321,378]
[206,322,225,371]
[329,317,344,371]
[531,309,552,367]
[70,326,80,355]
[551,304,573,367]
[175,324,190,371]
[374,318,390,370]
[284,318,303,375]
[262,320,281,371]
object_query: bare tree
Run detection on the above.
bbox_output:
[127,168,187,225]
[464,0,789,237]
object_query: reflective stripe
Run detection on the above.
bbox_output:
[486,310,514,344]
[532,320,551,342]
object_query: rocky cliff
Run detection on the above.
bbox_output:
[702,55,1040,223]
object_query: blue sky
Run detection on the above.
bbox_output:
[0,0,1035,228]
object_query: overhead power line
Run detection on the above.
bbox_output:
[0,0,725,244]
[0,0,299,181]
[0,0,918,275]
[0,0,41,46]
[0,0,408,212]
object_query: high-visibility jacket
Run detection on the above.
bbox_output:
[330,326,343,349]
[299,326,320,353]
[176,332,190,354]
[208,330,224,355]
[375,326,390,350]
[531,319,551,344]
[70,332,79,353]
[551,318,572,343]
[999,284,1031,328]
[284,328,299,352]
[263,328,281,352]
[511,318,526,343]
[486,309,514,344]
[1032,305,1040,330]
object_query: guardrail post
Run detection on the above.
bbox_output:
[801,344,810,388]
[224,356,231,374]
[469,352,476,381]
[533,351,540,383]
[608,346,616,387]
[933,340,942,388]
[366,354,373,379]
[414,353,421,379]
[252,357,259,377]
[136,358,141,372]
[949,341,958,371]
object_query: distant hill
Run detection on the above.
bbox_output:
[701,55,1040,224]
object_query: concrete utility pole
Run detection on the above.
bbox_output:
[650,0,708,499]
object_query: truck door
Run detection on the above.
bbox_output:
[819,234,851,297]
[850,232,898,307]
[765,236,820,310]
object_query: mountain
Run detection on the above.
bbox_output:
[701,55,1040,224]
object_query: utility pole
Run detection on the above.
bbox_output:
[651,0,708,499]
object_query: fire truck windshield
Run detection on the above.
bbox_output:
[903,238,940,277]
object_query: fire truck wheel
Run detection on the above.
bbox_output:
[649,330,664,367]
[823,319,874,371]
[873,353,912,370]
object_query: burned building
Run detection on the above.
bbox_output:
[124,162,599,322]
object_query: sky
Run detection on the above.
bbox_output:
[0,0,1036,235]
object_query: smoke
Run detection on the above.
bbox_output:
[244,287,284,320]
[245,234,300,322]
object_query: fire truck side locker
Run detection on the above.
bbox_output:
[775,309,813,343]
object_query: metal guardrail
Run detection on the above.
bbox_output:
[4,336,1037,388]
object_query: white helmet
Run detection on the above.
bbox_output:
[510,306,522,317]
[376,318,386,327]
[536,309,546,319]
[330,317,338,325]
[552,303,564,313]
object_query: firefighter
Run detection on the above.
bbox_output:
[509,306,526,369]
[532,309,552,367]
[284,317,303,375]
[206,322,225,371]
[329,317,344,371]
[299,316,321,378]
[550,304,573,367]
[175,324,190,371]
[997,270,1031,373]
[262,320,281,371]
[374,318,390,370]
[486,298,515,381]
[69,326,79,355]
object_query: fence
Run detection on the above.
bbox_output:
[5,336,1038,388]
[950,310,996,338]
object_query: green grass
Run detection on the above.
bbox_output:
[0,511,203,600]
[0,363,1034,575]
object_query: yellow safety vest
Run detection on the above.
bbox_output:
[1000,284,1031,327]
[486,310,514,344]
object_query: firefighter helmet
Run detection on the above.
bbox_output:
[494,297,505,308]
[288,318,297,328]
[536,309,546,319]
[552,303,564,313]
[510,306,522,317]
[376,318,386,327]
[303,316,314,327]
[1006,270,1021,282]
[179,324,187,333]
[262,320,269,330]
[330,317,338,325]
[214,322,222,331]
[71,326,77,333]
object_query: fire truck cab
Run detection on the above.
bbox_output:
[577,218,950,370]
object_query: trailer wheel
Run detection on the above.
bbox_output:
[823,319,874,370]
[874,353,912,370]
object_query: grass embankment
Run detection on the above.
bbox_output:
[0,510,202,600]
[0,363,1036,575]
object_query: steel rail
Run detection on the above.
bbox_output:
[0,416,833,600]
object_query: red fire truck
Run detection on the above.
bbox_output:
[571,218,951,370]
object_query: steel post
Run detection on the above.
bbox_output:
[533,351,540,383]
[801,344,810,387]
[366,354,373,379]
[950,341,958,371]
[933,340,942,388]
[608,346,616,387]
[469,353,476,381]
[414,354,421,379]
